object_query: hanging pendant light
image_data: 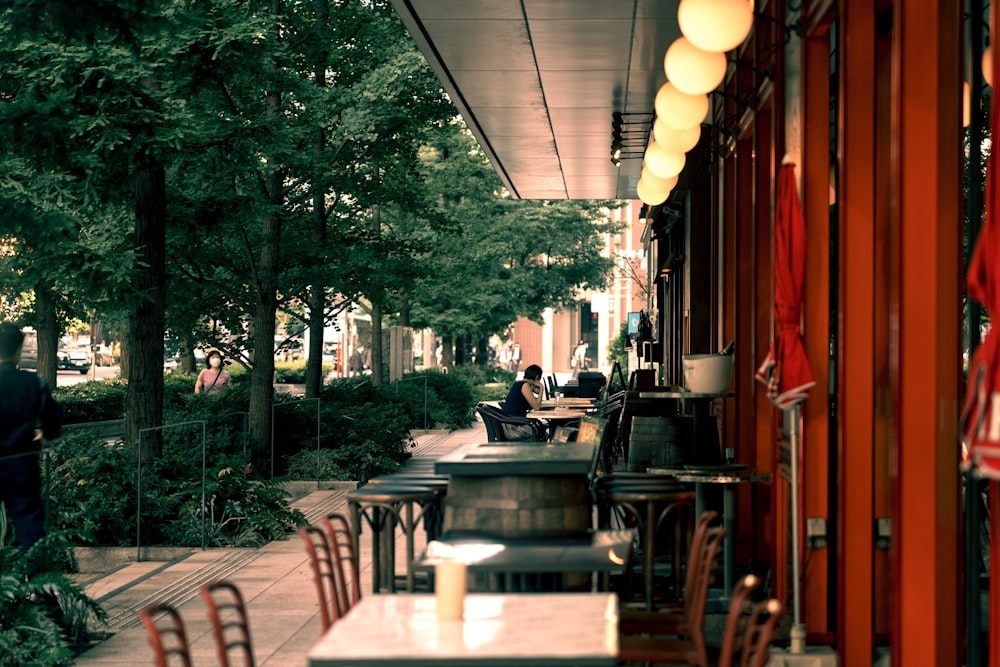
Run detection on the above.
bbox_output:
[636,178,670,206]
[640,167,679,193]
[643,141,686,179]
[664,37,727,95]
[654,82,709,130]
[678,0,754,53]
[653,119,702,154]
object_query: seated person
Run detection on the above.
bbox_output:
[502,364,544,417]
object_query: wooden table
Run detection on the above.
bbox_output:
[539,397,597,410]
[306,592,619,666]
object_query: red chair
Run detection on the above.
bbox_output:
[716,575,783,667]
[617,525,727,667]
[200,581,255,667]
[138,603,192,667]
[321,512,361,614]
[300,525,345,632]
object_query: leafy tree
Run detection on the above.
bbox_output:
[397,121,624,367]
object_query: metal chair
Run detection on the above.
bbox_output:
[300,525,345,633]
[321,512,362,615]
[475,403,547,442]
[717,575,783,667]
[200,581,255,667]
[139,603,192,667]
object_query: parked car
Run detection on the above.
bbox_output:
[20,329,37,369]
[57,347,91,374]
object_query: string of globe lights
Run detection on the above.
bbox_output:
[634,0,754,208]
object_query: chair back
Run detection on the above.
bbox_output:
[200,581,256,667]
[475,403,546,441]
[717,574,783,667]
[683,525,727,663]
[680,511,720,603]
[139,603,192,667]
[321,513,362,614]
[300,525,343,632]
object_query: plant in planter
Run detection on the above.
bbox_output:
[0,515,107,666]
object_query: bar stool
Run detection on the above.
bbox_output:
[346,483,440,594]
[367,473,449,540]
[594,473,695,610]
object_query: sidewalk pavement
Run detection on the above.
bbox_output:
[71,422,487,666]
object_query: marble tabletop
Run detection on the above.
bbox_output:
[413,529,635,573]
[435,441,598,476]
[307,593,619,666]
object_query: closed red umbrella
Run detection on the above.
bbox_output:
[755,163,816,408]
[754,162,815,653]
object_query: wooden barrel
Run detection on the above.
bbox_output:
[627,415,693,471]
[443,475,591,538]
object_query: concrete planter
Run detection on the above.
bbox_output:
[73,546,192,573]
[279,479,358,499]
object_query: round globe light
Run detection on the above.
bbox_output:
[984,48,993,87]
[664,37,727,95]
[636,178,670,206]
[653,118,702,153]
[678,0,754,53]
[654,83,710,130]
[644,141,686,179]
[640,167,679,193]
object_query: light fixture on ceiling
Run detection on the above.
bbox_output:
[610,110,654,166]
[677,0,754,53]
[664,37,728,95]
[654,83,709,130]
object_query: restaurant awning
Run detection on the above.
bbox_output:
[389,0,683,200]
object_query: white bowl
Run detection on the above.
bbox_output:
[682,353,734,394]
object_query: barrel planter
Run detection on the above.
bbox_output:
[443,474,591,538]
[626,415,694,471]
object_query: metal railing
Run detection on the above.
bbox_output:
[137,420,207,561]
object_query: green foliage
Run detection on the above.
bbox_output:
[0,519,107,666]
[45,430,305,548]
[274,360,335,384]
[450,364,512,405]
[52,378,127,424]
[389,370,475,429]
[607,322,631,378]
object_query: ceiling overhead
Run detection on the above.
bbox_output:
[390,0,683,201]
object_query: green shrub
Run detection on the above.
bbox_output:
[452,365,513,405]
[52,379,127,424]
[45,430,304,548]
[0,518,107,666]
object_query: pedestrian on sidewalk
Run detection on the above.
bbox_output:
[0,322,62,557]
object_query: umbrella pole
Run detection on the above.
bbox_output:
[789,402,807,653]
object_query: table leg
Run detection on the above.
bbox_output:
[723,483,735,595]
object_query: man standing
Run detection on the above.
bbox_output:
[0,323,62,553]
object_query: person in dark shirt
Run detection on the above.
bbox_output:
[0,323,62,551]
[502,363,545,417]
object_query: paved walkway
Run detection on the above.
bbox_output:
[72,423,487,666]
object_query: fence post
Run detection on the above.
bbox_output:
[137,420,207,562]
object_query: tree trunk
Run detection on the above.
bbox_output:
[33,281,58,386]
[249,7,283,471]
[125,160,166,462]
[440,333,455,372]
[370,205,383,386]
[476,335,491,366]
